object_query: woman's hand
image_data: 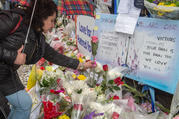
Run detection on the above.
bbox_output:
[14,45,26,65]
[77,60,97,70]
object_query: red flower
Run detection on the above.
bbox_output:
[113,95,120,100]
[43,101,62,119]
[96,84,100,87]
[40,66,45,70]
[74,104,83,111]
[114,77,124,86]
[57,78,61,85]
[50,89,55,94]
[112,112,120,119]
[54,37,59,41]
[103,64,108,71]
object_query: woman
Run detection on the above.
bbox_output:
[0,0,95,119]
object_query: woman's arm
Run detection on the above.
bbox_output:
[43,42,79,69]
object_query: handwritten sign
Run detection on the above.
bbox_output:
[94,14,128,67]
[95,13,179,94]
[76,15,95,57]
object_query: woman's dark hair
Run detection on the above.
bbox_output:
[24,0,57,32]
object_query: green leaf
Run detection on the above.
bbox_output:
[42,79,49,87]
[76,89,82,94]
[113,86,121,90]
[176,1,179,7]
[147,0,153,3]
[164,1,171,5]
[109,87,114,92]
[108,80,114,85]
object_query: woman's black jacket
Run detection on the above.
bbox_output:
[0,8,79,96]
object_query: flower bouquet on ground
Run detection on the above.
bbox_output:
[95,64,124,100]
[144,0,179,19]
[67,81,89,119]
[88,101,123,119]
[71,93,84,119]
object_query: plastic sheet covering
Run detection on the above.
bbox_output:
[144,0,179,20]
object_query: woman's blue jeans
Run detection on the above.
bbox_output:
[6,90,32,119]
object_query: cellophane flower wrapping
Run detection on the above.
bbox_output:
[71,93,84,119]
[88,101,123,119]
[144,0,179,19]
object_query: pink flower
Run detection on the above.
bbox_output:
[174,116,179,119]
[127,96,136,111]
[91,36,98,43]
[77,53,84,59]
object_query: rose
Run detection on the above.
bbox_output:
[114,77,124,86]
[103,64,108,71]
[113,95,120,100]
[91,36,99,56]
[91,36,98,43]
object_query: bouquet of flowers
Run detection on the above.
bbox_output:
[144,0,179,19]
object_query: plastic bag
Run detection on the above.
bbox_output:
[71,93,85,119]
[144,0,179,19]
[28,83,42,119]
[27,65,43,91]
[119,111,159,119]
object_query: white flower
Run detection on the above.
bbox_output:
[89,102,105,113]
[95,62,103,73]
[85,55,91,61]
[96,94,106,103]
[83,88,97,102]
[63,81,74,95]
[107,67,124,80]
[55,69,65,80]
[64,71,74,81]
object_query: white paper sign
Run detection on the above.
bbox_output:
[76,15,95,57]
[115,0,141,35]
[117,0,131,13]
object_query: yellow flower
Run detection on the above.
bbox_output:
[78,57,84,63]
[158,2,164,6]
[157,11,164,16]
[58,114,70,119]
[169,3,176,7]
[77,75,86,80]
[72,74,77,79]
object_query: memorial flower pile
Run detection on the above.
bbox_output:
[147,0,179,7]
[26,18,170,119]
